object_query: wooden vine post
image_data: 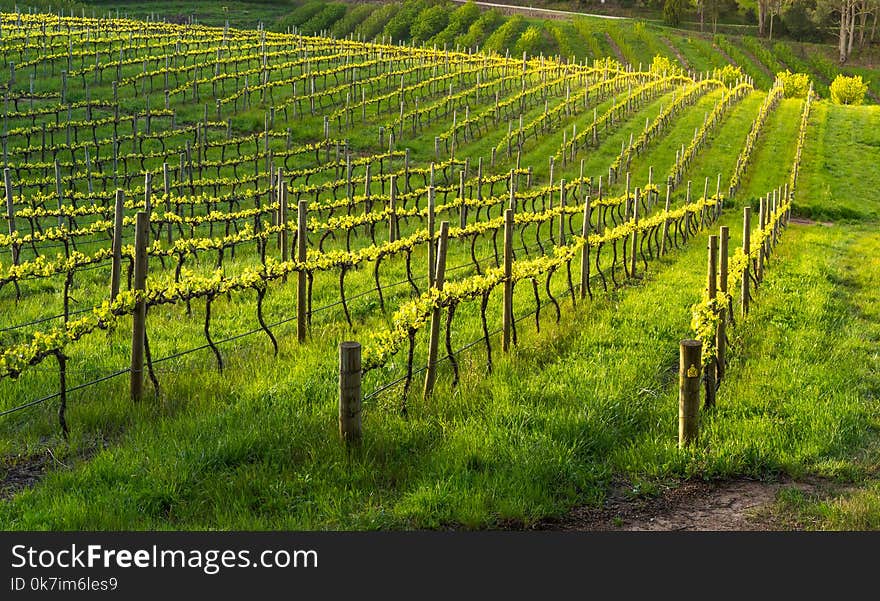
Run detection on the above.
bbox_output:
[423,221,450,399]
[110,189,125,301]
[741,206,751,317]
[389,175,398,243]
[630,187,640,278]
[679,339,702,448]
[705,235,718,408]
[579,195,591,300]
[757,197,765,281]
[427,185,436,287]
[3,168,16,265]
[162,162,172,245]
[130,211,149,403]
[338,341,362,446]
[297,200,308,343]
[660,184,672,256]
[717,226,729,385]
[502,208,514,353]
[279,180,288,262]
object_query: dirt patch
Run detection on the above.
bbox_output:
[658,36,690,71]
[533,478,832,531]
[790,217,834,226]
[604,32,629,66]
[0,454,51,500]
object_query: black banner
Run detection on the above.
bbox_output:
[0,531,874,597]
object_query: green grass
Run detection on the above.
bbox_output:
[796,102,880,221]
[2,9,880,530]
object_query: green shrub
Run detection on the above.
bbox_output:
[712,64,744,87]
[355,3,397,42]
[830,74,869,105]
[776,70,811,98]
[410,4,449,44]
[663,0,685,27]
[483,15,525,55]
[514,25,542,58]
[650,54,681,76]
[456,8,501,49]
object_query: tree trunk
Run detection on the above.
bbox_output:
[848,2,857,57]
[871,11,878,43]
[858,0,869,47]
[770,11,774,40]
[700,2,705,32]
[758,0,766,36]
[840,1,849,63]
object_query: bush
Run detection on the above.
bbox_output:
[483,15,525,55]
[355,3,397,42]
[383,1,426,44]
[830,74,869,105]
[650,55,681,76]
[712,64,744,87]
[776,70,811,98]
[514,25,542,57]
[455,9,501,49]
[410,4,449,44]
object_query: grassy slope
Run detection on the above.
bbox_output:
[0,86,786,530]
[795,102,880,221]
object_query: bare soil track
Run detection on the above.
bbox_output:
[528,478,844,531]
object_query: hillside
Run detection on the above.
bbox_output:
[0,10,877,531]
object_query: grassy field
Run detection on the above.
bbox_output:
[0,9,878,531]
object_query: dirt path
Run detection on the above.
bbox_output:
[603,32,629,66]
[532,478,839,531]
[658,35,690,71]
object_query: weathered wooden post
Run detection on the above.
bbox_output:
[679,339,702,448]
[741,206,751,317]
[389,175,398,243]
[717,226,729,385]
[705,235,718,408]
[558,179,566,245]
[757,197,765,281]
[630,187,640,277]
[579,195,591,299]
[660,184,672,255]
[279,181,289,264]
[423,221,450,399]
[130,211,149,403]
[427,185,436,287]
[110,190,125,300]
[502,208,514,353]
[3,168,16,265]
[338,341,362,445]
[297,200,308,342]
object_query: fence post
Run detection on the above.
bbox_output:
[660,184,672,255]
[502,208,514,353]
[580,195,591,299]
[130,211,149,403]
[630,187,640,277]
[679,339,702,448]
[705,235,718,408]
[162,162,173,245]
[297,200,308,343]
[741,206,751,317]
[757,197,765,281]
[279,181,288,262]
[110,190,125,301]
[459,170,467,228]
[389,175,398,243]
[338,341,362,445]
[423,221,450,399]
[717,226,729,385]
[3,168,16,265]
[558,179,566,245]
[54,160,64,228]
[427,185,436,287]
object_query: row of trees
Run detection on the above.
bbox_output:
[661,0,878,62]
